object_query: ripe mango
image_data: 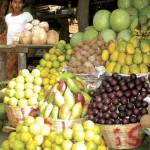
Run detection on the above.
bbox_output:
[120,65,129,75]
[126,42,135,55]
[105,61,110,68]
[118,40,127,53]
[139,64,149,73]
[113,63,121,74]
[135,48,142,54]
[140,39,150,53]
[126,54,133,66]
[129,36,139,48]
[133,53,143,64]
[117,53,126,66]
[106,61,116,73]
[108,41,117,53]
[101,50,109,61]
[143,54,150,65]
[110,50,119,62]
[130,64,140,74]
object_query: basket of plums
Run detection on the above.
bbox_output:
[87,72,150,149]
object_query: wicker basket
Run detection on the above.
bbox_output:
[98,123,144,149]
[6,105,39,127]
[44,117,87,132]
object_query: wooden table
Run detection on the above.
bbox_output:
[0,44,53,81]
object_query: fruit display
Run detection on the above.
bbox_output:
[101,36,150,74]
[3,68,42,107]
[38,72,92,120]
[68,36,107,74]
[36,40,73,90]
[87,73,150,124]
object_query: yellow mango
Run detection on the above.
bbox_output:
[133,53,143,64]
[108,41,117,53]
[105,60,110,68]
[140,39,150,53]
[143,54,150,65]
[135,48,142,54]
[126,42,135,55]
[120,65,130,75]
[129,36,139,48]
[139,64,149,73]
[101,50,109,61]
[106,62,116,73]
[130,64,140,74]
[118,40,127,53]
[113,63,121,74]
[126,54,133,66]
[110,50,119,62]
[117,52,126,66]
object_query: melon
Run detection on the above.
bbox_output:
[99,29,117,42]
[110,9,131,32]
[125,7,139,21]
[132,0,149,10]
[70,32,83,48]
[93,10,111,31]
[82,28,99,42]
[117,29,132,41]
[139,5,150,18]
[117,0,132,9]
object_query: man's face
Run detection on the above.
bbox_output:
[11,0,24,13]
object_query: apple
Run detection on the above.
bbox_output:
[33,85,41,94]
[93,134,103,145]
[24,116,35,126]
[12,139,25,150]
[16,75,25,83]
[8,80,16,89]
[7,89,16,97]
[55,133,64,145]
[29,123,41,135]
[34,134,44,146]
[34,77,42,86]
[24,83,33,90]
[15,83,24,91]
[63,128,73,140]
[15,90,24,99]
[31,68,41,77]
[25,74,34,83]
[28,96,38,106]
[20,69,30,77]
[9,97,18,106]
[18,98,28,107]
[62,140,73,150]
[24,89,34,99]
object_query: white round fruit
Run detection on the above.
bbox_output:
[7,89,16,97]
[9,97,18,106]
[25,74,34,83]
[28,97,38,106]
[34,77,42,86]
[20,69,30,77]
[16,75,25,83]
[18,99,28,107]
[24,89,34,99]
[33,85,41,94]
[15,90,24,99]
[15,83,24,91]
[31,69,41,77]
[8,80,16,89]
[24,83,33,90]
[29,123,41,135]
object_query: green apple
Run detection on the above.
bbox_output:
[8,80,16,89]
[83,120,94,130]
[62,140,73,150]
[25,74,34,83]
[15,90,24,99]
[29,123,41,135]
[20,69,30,77]
[16,75,25,83]
[73,130,85,142]
[63,128,73,140]
[3,96,10,104]
[33,85,41,94]
[34,134,44,146]
[24,83,33,90]
[24,89,34,99]
[24,116,35,126]
[9,97,18,106]
[15,83,24,91]
[18,98,28,107]
[7,89,16,97]
[28,96,38,106]
[31,68,41,77]
[34,76,42,86]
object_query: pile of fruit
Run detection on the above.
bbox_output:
[102,36,150,74]
[38,72,92,120]
[36,40,72,90]
[0,103,7,130]
[3,68,42,107]
[0,116,107,150]
[88,73,150,124]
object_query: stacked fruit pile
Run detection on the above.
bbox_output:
[101,36,150,74]
[39,72,92,119]
[36,40,72,90]
[3,68,42,107]
[88,73,150,124]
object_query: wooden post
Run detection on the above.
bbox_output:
[0,53,6,81]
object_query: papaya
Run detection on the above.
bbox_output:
[110,50,119,62]
[101,50,109,61]
[126,54,133,66]
[113,63,121,74]
[126,42,135,54]
[117,52,126,66]
[120,65,129,75]
[106,61,116,73]
[130,64,140,74]
[129,36,139,48]
[108,41,117,53]
[133,53,142,64]
[139,64,149,73]
[140,39,150,53]
[143,54,150,65]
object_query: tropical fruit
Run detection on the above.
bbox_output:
[117,0,132,9]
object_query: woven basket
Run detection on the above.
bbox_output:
[44,117,87,132]
[98,123,144,149]
[6,105,39,127]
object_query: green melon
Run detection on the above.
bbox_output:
[132,0,149,10]
[117,0,132,9]
[139,5,150,18]
[125,7,139,21]
[117,29,132,41]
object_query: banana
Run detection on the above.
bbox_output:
[56,72,75,81]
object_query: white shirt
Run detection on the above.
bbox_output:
[5,12,33,45]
